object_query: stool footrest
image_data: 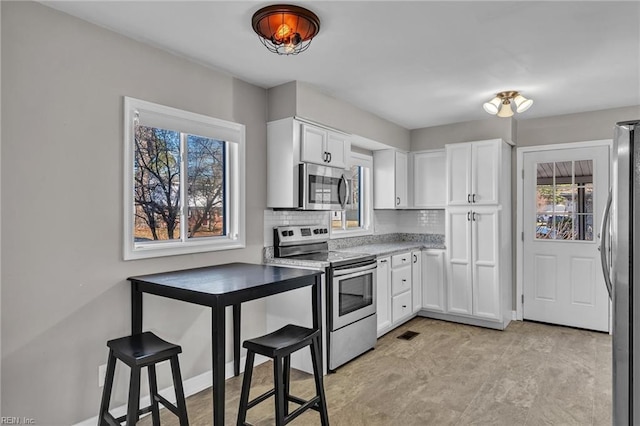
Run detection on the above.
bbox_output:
[102,412,120,426]
[155,393,181,417]
[285,396,321,424]
[247,388,276,410]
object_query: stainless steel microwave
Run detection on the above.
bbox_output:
[299,163,352,210]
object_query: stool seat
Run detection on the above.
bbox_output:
[243,325,319,358]
[108,332,182,367]
[99,332,189,425]
[237,324,329,426]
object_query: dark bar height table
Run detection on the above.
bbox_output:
[128,262,323,426]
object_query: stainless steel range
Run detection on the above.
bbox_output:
[274,225,377,371]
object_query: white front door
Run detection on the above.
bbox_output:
[523,145,610,331]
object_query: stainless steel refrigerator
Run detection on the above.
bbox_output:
[601,119,640,424]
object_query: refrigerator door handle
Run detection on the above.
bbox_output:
[599,189,613,299]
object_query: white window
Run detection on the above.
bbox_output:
[331,152,373,237]
[123,97,245,260]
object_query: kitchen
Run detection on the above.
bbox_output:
[2,1,639,425]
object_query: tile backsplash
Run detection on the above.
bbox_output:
[263,210,329,247]
[264,209,445,247]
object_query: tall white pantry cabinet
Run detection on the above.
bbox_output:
[442,139,512,330]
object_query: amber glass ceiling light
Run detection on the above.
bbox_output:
[483,91,533,118]
[252,4,321,55]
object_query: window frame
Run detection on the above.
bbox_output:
[123,97,245,260]
[330,151,373,239]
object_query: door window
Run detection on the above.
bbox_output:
[535,160,594,241]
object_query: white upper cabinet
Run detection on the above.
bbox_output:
[300,123,350,169]
[446,139,501,206]
[412,149,446,208]
[266,117,351,208]
[373,149,409,209]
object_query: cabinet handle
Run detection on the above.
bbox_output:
[472,194,476,203]
[402,305,407,308]
[467,194,471,203]
[467,211,471,221]
[472,212,477,221]
[325,152,330,162]
[402,279,407,282]
[413,254,417,263]
[380,259,388,263]
[328,152,332,163]
[396,197,401,206]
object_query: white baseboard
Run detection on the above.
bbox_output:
[74,355,268,426]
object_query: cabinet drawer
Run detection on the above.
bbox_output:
[391,266,411,296]
[391,252,411,268]
[392,291,412,324]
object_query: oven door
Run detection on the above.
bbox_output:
[331,261,377,330]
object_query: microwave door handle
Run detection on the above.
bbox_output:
[338,175,349,209]
[598,189,613,299]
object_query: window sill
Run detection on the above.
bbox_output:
[125,238,246,260]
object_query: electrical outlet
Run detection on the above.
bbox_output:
[98,364,107,387]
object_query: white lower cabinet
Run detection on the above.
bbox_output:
[377,250,419,337]
[431,206,512,330]
[421,249,446,312]
[376,257,391,337]
[411,250,422,313]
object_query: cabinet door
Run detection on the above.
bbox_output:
[376,257,391,336]
[395,151,408,207]
[300,124,327,165]
[412,250,422,313]
[446,143,472,206]
[422,249,445,312]
[326,132,349,169]
[447,208,473,315]
[413,150,446,207]
[471,140,500,205]
[471,208,500,320]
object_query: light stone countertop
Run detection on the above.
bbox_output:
[335,241,445,258]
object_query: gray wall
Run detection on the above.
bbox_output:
[1,2,267,423]
[516,105,640,147]
[268,81,411,151]
[411,117,515,150]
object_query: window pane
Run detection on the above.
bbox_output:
[574,213,594,241]
[187,135,225,238]
[346,166,362,229]
[535,162,554,239]
[331,211,343,230]
[134,125,181,241]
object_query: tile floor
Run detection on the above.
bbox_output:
[138,317,612,425]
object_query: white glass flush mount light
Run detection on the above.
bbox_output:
[483,91,533,117]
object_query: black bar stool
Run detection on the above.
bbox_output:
[237,324,329,426]
[98,332,189,426]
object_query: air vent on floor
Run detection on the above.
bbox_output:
[397,330,419,340]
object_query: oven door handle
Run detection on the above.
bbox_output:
[333,263,377,277]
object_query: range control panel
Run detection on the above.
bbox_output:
[275,225,329,246]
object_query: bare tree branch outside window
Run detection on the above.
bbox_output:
[133,125,225,241]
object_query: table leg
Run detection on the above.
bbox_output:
[233,304,241,377]
[131,283,143,335]
[212,302,226,426]
[312,274,323,372]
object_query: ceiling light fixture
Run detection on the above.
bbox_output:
[251,4,321,55]
[483,91,533,118]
